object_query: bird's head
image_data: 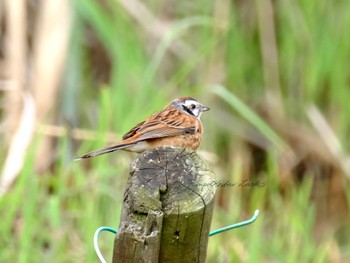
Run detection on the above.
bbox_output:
[170,97,209,119]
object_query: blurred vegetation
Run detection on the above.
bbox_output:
[1,0,350,262]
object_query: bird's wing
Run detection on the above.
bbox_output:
[122,121,145,140]
[76,107,198,160]
[122,107,197,142]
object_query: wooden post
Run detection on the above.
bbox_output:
[112,146,216,263]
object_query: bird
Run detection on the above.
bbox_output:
[75,97,209,160]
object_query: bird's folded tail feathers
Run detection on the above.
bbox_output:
[74,143,134,160]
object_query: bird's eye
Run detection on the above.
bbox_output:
[190,104,196,110]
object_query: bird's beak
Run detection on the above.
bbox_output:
[201,104,210,111]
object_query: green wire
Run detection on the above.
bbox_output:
[94,226,118,263]
[209,210,259,237]
[94,210,260,262]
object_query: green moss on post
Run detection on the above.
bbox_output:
[112,146,216,263]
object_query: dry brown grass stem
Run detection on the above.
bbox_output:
[36,124,119,143]
[31,0,72,172]
[0,92,36,197]
[0,0,28,197]
[2,0,26,137]
[255,0,282,110]
[307,105,350,179]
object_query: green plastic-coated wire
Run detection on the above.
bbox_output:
[94,210,260,262]
[209,210,259,237]
[94,226,118,263]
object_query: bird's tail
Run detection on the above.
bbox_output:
[75,142,135,160]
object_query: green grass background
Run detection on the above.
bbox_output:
[1,0,350,262]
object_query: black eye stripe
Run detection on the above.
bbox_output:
[182,105,195,116]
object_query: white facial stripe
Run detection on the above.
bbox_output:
[183,100,197,107]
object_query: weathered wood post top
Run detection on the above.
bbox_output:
[113,146,216,263]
